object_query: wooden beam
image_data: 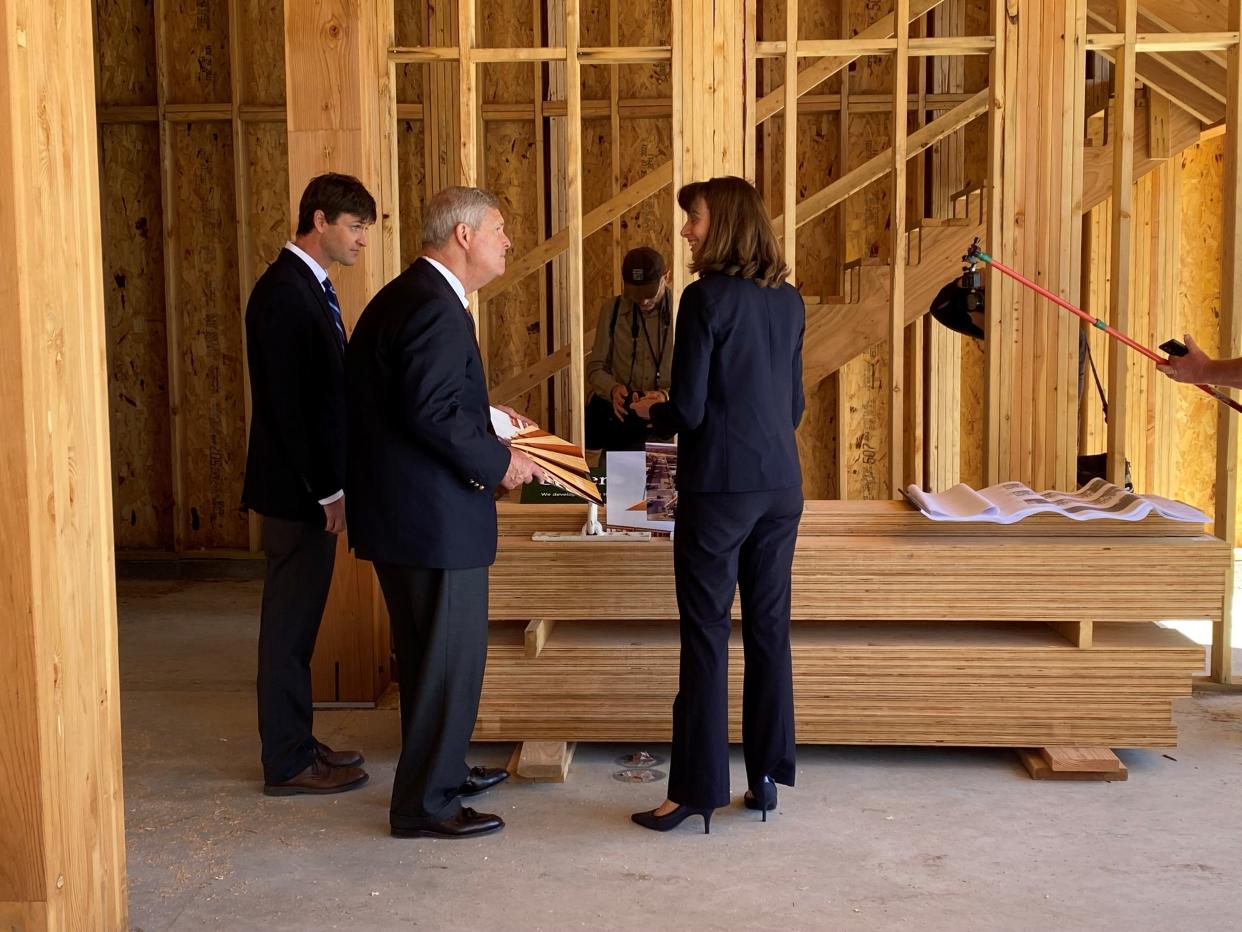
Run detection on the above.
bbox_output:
[783,0,798,281]
[754,0,948,125]
[1214,0,1242,684]
[154,0,186,552]
[507,741,577,781]
[1106,0,1137,488]
[565,0,586,447]
[228,0,261,555]
[285,0,392,704]
[0,0,128,920]
[524,619,557,658]
[890,0,910,495]
[778,89,988,233]
[983,0,1011,485]
[1048,620,1094,648]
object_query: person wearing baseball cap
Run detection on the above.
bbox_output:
[585,246,675,450]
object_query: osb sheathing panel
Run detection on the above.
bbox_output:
[481,5,535,105]
[618,112,675,265]
[619,0,671,49]
[164,0,233,104]
[579,0,612,99]
[238,0,286,104]
[169,123,249,548]
[482,118,545,419]
[394,0,425,102]
[581,114,618,314]
[95,0,158,106]
[244,122,291,278]
[397,120,428,268]
[1174,138,1223,530]
[100,123,174,550]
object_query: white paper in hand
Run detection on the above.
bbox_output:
[489,405,520,440]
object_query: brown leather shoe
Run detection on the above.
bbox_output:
[263,757,369,796]
[315,741,365,768]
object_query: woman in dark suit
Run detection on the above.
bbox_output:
[630,176,805,834]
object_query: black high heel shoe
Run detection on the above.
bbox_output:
[631,804,714,834]
[743,776,777,821]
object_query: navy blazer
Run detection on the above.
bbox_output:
[345,258,511,569]
[242,248,347,524]
[650,272,805,492]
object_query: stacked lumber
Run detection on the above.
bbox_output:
[474,621,1203,747]
[481,501,1223,750]
[491,502,1229,626]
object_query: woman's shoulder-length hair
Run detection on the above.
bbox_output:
[678,176,790,288]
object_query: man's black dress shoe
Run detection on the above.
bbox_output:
[391,807,505,839]
[458,766,509,797]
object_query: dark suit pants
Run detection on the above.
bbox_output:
[667,486,803,809]
[257,515,337,784]
[375,563,489,828]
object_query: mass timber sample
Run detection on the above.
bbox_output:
[474,502,1220,750]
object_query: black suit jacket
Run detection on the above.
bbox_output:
[345,258,512,569]
[242,248,346,523]
[650,272,805,492]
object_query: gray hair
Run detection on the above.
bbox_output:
[421,186,500,247]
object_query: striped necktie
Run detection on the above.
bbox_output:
[322,277,347,348]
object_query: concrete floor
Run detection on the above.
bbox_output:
[119,579,1242,932]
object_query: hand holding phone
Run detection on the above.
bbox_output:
[1159,338,1189,358]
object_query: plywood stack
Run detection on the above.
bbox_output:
[475,620,1202,746]
[476,502,1221,749]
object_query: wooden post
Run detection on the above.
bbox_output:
[285,0,393,703]
[1214,0,1242,683]
[0,0,128,923]
[565,0,586,447]
[889,0,910,494]
[1106,0,1137,487]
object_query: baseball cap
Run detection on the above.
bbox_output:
[621,247,667,299]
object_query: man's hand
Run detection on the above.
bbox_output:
[500,448,547,490]
[630,392,665,421]
[494,403,538,431]
[610,383,630,421]
[323,497,347,535]
[1156,333,1210,384]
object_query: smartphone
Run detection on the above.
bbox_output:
[1159,338,1188,357]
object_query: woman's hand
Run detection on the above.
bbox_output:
[631,392,663,420]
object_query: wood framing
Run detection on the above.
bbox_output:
[1,0,127,922]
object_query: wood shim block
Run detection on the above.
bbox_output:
[507,741,576,782]
[1047,620,1094,649]
[1017,748,1127,781]
[1039,746,1124,772]
[524,619,556,659]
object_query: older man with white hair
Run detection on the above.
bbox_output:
[346,186,544,839]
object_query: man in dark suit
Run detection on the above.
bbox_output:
[242,173,375,796]
[346,186,544,839]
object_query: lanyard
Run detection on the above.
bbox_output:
[629,293,669,390]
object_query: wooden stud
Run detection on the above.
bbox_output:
[565,0,586,447]
[1018,748,1127,780]
[154,0,186,552]
[890,0,910,496]
[783,0,798,282]
[507,741,577,781]
[1147,89,1171,160]
[1106,0,1138,488]
[1048,620,1094,648]
[524,618,558,658]
[1213,0,1242,683]
[228,0,260,554]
